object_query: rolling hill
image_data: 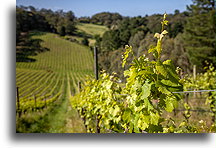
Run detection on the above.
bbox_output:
[76,23,108,37]
[16,21,109,133]
[16,31,94,133]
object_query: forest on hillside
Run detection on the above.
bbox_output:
[16,0,215,79]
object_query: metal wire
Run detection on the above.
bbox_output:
[114,90,216,113]
[172,90,216,94]
[115,90,216,96]
[174,109,213,113]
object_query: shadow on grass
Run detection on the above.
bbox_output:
[16,31,50,62]
[16,56,36,62]
[29,31,47,37]
[74,30,92,38]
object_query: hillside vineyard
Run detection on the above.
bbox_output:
[16,32,94,132]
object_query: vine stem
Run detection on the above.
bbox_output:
[131,51,142,69]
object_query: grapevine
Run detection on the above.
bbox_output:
[71,13,184,133]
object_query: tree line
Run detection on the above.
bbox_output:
[16,0,215,76]
[16,6,76,38]
[16,6,77,61]
[94,0,215,79]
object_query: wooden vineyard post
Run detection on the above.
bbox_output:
[94,46,100,133]
[185,93,189,104]
[94,46,99,80]
[193,65,196,81]
[96,115,101,133]
[208,91,215,123]
[34,95,37,110]
[78,81,81,93]
[193,65,197,99]
[81,108,87,131]
[44,97,47,108]
[173,109,176,116]
[16,87,21,117]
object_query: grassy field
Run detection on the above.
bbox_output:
[76,23,108,46]
[16,32,93,133]
[76,23,108,37]
[63,23,108,47]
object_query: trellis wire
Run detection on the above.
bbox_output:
[172,89,216,94]
[115,89,216,96]
[174,109,213,113]
[114,89,216,113]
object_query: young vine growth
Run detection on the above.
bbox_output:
[71,13,185,133]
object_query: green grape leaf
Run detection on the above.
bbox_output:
[138,115,150,130]
[105,80,113,90]
[114,116,121,124]
[122,45,132,68]
[156,61,167,77]
[165,96,178,112]
[156,40,162,55]
[150,112,160,125]
[161,30,168,35]
[122,108,131,123]
[140,121,149,131]
[157,82,172,95]
[161,79,180,87]
[141,80,152,99]
[129,122,134,133]
[148,45,157,53]
[144,97,154,112]
[183,103,190,110]
[163,20,168,25]
[108,107,114,115]
[124,69,130,77]
[103,118,110,128]
[113,105,120,117]
[148,45,158,59]
[154,33,160,39]
[163,60,181,84]
[133,114,141,133]
[131,79,141,93]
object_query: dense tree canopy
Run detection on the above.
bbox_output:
[16,6,77,61]
[91,12,123,28]
[16,6,76,37]
[96,10,192,77]
[184,0,215,72]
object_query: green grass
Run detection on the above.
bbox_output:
[63,23,108,46]
[17,32,93,73]
[76,23,108,37]
[16,31,93,133]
